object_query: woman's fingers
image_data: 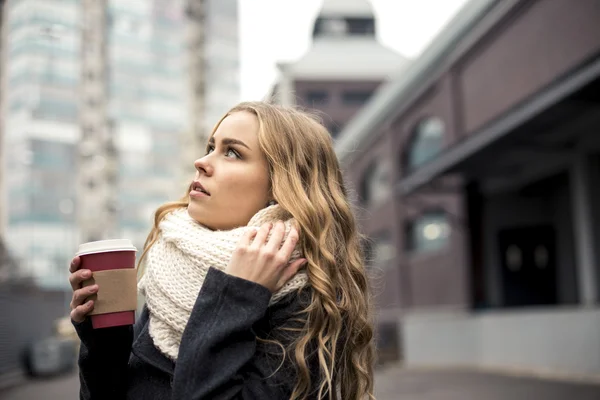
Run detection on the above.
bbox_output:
[251,222,272,248]
[278,225,299,261]
[238,226,258,248]
[71,285,98,309]
[265,221,286,253]
[70,300,95,323]
[276,258,307,290]
[69,256,81,273]
[226,220,304,292]
[69,268,92,291]
[67,255,97,323]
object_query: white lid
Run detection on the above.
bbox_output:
[76,239,137,256]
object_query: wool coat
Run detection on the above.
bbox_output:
[73,267,321,399]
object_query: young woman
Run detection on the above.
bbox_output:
[68,102,375,399]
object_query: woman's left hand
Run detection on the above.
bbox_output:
[225,221,307,292]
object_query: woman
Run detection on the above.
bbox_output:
[68,102,375,399]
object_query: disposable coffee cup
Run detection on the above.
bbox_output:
[76,239,138,329]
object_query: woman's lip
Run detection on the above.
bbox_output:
[190,190,209,198]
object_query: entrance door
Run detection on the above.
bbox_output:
[498,226,558,307]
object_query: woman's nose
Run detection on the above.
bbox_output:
[194,156,213,175]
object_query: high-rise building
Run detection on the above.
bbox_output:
[2,0,239,288]
[182,0,240,181]
[0,0,9,279]
[4,0,84,287]
[203,0,239,137]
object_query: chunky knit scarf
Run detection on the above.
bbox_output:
[138,204,309,360]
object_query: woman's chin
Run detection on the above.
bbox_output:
[187,204,204,224]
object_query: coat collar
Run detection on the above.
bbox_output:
[131,306,175,376]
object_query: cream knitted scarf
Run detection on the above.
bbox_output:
[138,204,309,360]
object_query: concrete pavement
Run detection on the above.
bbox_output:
[1,367,600,399]
[0,372,78,400]
[374,366,600,400]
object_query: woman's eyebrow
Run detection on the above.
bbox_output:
[208,137,251,150]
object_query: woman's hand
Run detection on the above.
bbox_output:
[68,256,98,323]
[226,221,306,292]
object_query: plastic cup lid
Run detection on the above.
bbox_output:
[76,239,137,256]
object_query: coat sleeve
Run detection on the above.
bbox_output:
[171,267,313,400]
[72,317,134,400]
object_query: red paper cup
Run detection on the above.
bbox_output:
[76,239,138,329]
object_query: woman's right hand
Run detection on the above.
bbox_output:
[69,256,98,323]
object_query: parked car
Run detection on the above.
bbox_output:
[22,316,78,378]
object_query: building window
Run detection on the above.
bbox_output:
[305,90,329,105]
[405,211,450,254]
[405,116,445,172]
[33,99,78,121]
[359,159,391,207]
[30,139,75,169]
[362,231,395,267]
[371,231,396,267]
[314,17,348,37]
[376,322,400,364]
[346,18,375,36]
[342,90,372,105]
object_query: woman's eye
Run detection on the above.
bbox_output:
[226,148,239,158]
[205,145,239,158]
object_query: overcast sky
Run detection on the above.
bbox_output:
[238,0,470,100]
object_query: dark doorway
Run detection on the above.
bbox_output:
[498,225,558,307]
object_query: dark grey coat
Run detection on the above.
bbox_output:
[73,267,320,399]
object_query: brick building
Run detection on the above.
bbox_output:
[337,0,600,374]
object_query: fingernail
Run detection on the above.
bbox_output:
[90,285,98,292]
[82,270,91,278]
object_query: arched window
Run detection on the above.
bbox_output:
[405,116,445,172]
[363,231,395,267]
[359,159,391,206]
[405,211,450,254]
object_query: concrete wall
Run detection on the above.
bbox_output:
[403,307,600,375]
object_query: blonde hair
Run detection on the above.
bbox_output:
[139,102,375,399]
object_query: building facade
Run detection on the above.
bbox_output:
[2,0,239,288]
[272,0,408,138]
[4,0,85,287]
[183,0,240,182]
[337,0,600,374]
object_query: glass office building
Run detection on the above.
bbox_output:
[2,0,239,288]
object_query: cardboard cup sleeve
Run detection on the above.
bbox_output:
[82,268,138,315]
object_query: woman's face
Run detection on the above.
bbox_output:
[188,111,271,230]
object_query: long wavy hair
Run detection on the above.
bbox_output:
[138,102,375,399]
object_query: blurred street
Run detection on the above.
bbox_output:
[0,372,78,400]
[2,367,600,400]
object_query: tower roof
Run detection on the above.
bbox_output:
[318,0,374,18]
[277,0,409,81]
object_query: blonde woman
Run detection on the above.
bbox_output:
[68,102,375,400]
